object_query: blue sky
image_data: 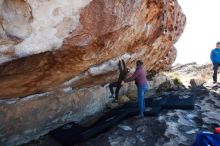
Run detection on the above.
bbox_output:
[174,0,220,64]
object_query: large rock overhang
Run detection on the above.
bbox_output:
[0,0,185,99]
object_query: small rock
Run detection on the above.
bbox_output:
[124,137,137,145]
[136,126,145,133]
[108,136,124,146]
[118,125,132,131]
[118,95,130,103]
[190,78,205,88]
[156,80,175,92]
[185,129,198,134]
[179,95,190,99]
[106,102,119,109]
[136,134,145,143]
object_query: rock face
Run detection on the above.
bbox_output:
[0,85,130,146]
[0,0,185,99]
[0,0,185,145]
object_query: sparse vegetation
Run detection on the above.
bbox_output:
[173,77,182,86]
[147,70,158,80]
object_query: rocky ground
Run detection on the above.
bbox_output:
[73,83,220,146]
[22,63,220,146]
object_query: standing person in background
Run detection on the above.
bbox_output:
[210,41,220,84]
[109,59,130,101]
[124,60,148,118]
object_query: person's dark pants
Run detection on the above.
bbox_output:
[109,82,122,100]
[213,63,220,82]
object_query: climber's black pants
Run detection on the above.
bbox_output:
[213,63,220,82]
[109,82,122,100]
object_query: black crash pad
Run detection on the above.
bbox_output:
[144,106,161,116]
[80,111,129,141]
[145,96,167,107]
[127,104,161,117]
[145,94,195,110]
[50,110,130,145]
[162,95,195,110]
[50,122,85,146]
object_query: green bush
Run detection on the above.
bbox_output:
[173,78,182,85]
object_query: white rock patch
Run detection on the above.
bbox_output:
[0,0,92,63]
[88,53,131,76]
[15,0,92,57]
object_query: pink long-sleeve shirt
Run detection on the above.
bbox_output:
[125,66,147,86]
